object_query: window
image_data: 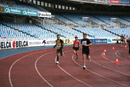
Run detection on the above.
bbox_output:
[37,1,40,5]
[55,4,57,8]
[33,0,36,4]
[62,5,65,9]
[48,3,51,7]
[73,7,75,10]
[58,5,61,9]
[69,7,72,10]
[41,2,44,6]
[66,6,68,10]
[45,2,47,7]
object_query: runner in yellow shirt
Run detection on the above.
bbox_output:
[53,35,64,64]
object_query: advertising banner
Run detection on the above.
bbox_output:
[22,10,38,16]
[41,39,56,46]
[0,41,28,49]
[4,7,38,17]
[0,37,118,50]
[38,11,51,18]
[120,0,130,4]
[28,39,56,47]
[4,7,21,14]
[63,39,74,45]
[28,40,44,47]
[109,0,120,4]
[107,38,120,43]
[78,39,107,44]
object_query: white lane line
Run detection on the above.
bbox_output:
[9,51,42,87]
[54,56,93,87]
[79,48,130,76]
[102,52,114,63]
[72,55,129,87]
[115,50,129,61]
[35,51,55,87]
[99,50,130,76]
[9,50,53,87]
[57,65,93,87]
[101,50,130,65]
[92,60,130,76]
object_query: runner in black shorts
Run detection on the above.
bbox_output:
[81,33,92,69]
[127,37,130,57]
[127,37,130,67]
[73,36,80,60]
[53,35,64,64]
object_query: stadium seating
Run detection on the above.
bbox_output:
[0,24,33,39]
[94,15,117,26]
[43,24,82,38]
[60,14,106,25]
[1,21,129,39]
[61,14,88,25]
[75,27,117,38]
[54,14,74,24]
[122,16,130,22]
[1,13,130,39]
[106,28,130,36]
[3,23,56,39]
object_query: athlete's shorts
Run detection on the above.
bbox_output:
[73,47,79,51]
[121,39,123,42]
[82,48,90,55]
[57,48,62,53]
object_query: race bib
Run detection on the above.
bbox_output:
[57,44,61,47]
[82,41,87,45]
[75,44,78,47]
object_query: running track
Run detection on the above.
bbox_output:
[0,44,130,87]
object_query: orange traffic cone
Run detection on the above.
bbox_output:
[103,53,106,56]
[115,58,119,64]
[104,49,106,53]
[112,47,115,50]
[125,45,127,48]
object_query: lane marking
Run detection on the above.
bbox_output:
[72,55,129,87]
[54,55,93,87]
[115,50,129,61]
[9,50,53,87]
[35,51,55,87]
[8,46,129,87]
[92,60,130,76]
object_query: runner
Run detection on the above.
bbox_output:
[120,34,124,47]
[126,35,129,47]
[123,35,126,47]
[127,36,130,58]
[127,36,130,67]
[81,33,92,69]
[73,36,80,60]
[53,35,64,64]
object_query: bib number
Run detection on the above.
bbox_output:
[82,41,87,45]
[75,44,78,47]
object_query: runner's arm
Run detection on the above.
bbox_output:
[53,40,57,48]
[61,40,64,49]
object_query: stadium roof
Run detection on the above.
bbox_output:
[68,0,130,6]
